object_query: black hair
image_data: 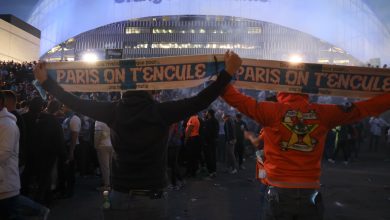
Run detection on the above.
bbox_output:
[207,109,215,115]
[3,90,17,102]
[29,97,44,113]
[47,100,61,114]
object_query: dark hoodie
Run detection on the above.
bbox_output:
[42,70,232,191]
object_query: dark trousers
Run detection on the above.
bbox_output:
[168,144,183,186]
[0,195,22,220]
[185,136,201,177]
[0,195,46,220]
[75,140,93,176]
[333,140,350,162]
[204,139,218,173]
[263,186,324,220]
[20,155,55,205]
[35,159,55,205]
[57,158,75,197]
[369,134,380,151]
[235,139,245,166]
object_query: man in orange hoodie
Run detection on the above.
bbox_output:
[221,85,390,220]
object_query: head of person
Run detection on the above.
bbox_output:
[3,90,17,111]
[222,113,230,121]
[236,113,242,121]
[28,97,44,113]
[62,105,73,114]
[265,92,277,102]
[20,100,27,109]
[206,109,215,119]
[47,100,61,114]
[276,92,309,103]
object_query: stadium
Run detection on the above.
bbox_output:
[28,0,390,66]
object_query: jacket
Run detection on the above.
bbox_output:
[203,117,219,142]
[222,85,390,188]
[0,107,20,199]
[42,70,232,191]
[224,117,236,142]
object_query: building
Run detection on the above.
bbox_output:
[0,14,40,62]
[28,0,390,65]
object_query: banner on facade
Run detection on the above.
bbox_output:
[44,54,390,98]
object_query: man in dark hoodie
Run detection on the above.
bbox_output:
[33,51,242,219]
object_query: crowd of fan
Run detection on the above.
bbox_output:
[1,59,390,219]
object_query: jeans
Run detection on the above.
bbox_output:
[0,195,47,220]
[103,190,168,220]
[226,140,237,170]
[0,195,22,220]
[262,186,324,220]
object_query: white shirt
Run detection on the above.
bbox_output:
[369,117,388,136]
[69,115,81,145]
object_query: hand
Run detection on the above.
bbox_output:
[224,50,242,76]
[33,62,48,84]
[66,153,74,164]
[244,131,255,140]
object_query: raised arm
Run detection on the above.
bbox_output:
[34,63,116,125]
[0,123,18,164]
[221,84,268,124]
[157,51,242,125]
[321,93,390,129]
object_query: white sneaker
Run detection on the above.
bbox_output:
[327,158,335,164]
[42,207,50,220]
[230,169,238,174]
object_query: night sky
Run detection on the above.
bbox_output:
[0,0,39,22]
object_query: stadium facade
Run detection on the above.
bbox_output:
[28,0,390,65]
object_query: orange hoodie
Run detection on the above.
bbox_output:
[222,84,390,189]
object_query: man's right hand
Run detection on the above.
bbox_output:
[33,62,48,84]
[224,50,242,76]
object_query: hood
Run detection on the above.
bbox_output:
[116,91,157,125]
[276,92,309,104]
[0,107,17,122]
[121,91,154,106]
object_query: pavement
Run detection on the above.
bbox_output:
[46,144,390,220]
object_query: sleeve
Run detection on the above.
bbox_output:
[42,77,116,125]
[156,70,232,125]
[69,116,81,133]
[321,93,390,129]
[221,84,275,126]
[0,124,17,164]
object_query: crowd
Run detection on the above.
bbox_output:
[1,54,390,220]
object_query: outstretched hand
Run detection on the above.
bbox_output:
[224,50,242,76]
[33,62,48,84]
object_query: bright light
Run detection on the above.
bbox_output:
[289,55,303,63]
[82,52,98,62]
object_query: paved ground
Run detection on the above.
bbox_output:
[46,144,390,220]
